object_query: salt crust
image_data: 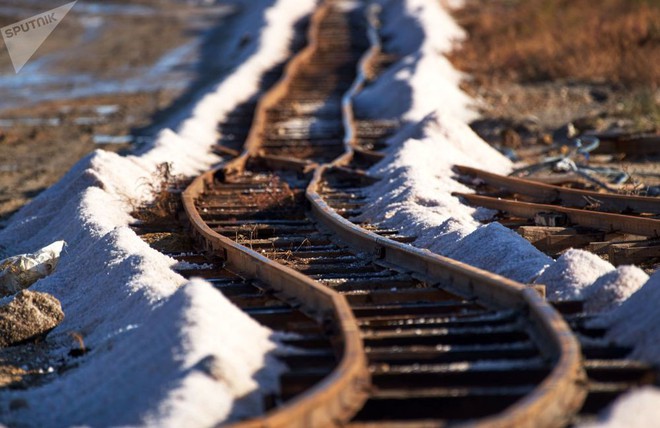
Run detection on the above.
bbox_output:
[0,0,314,425]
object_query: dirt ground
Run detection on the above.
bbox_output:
[0,0,234,226]
[0,92,174,221]
[0,0,238,389]
[449,0,660,192]
[465,80,660,189]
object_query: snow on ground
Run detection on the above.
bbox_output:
[355,0,651,309]
[535,249,616,301]
[0,0,314,425]
[357,0,660,423]
[580,386,660,428]
[583,265,649,314]
[595,270,660,364]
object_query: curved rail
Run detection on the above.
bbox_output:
[225,2,331,175]
[183,0,589,426]
[305,2,588,426]
[309,164,588,426]
[307,176,587,426]
[334,4,382,167]
[183,174,369,428]
[184,3,370,426]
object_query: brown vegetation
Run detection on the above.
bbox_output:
[449,0,660,87]
[132,162,183,224]
[236,175,296,210]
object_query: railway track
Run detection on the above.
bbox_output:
[451,165,660,267]
[132,0,656,426]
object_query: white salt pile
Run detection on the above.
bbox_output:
[583,265,648,314]
[580,386,660,428]
[354,0,622,293]
[533,249,615,301]
[0,0,314,425]
[363,0,660,425]
[447,222,553,284]
[596,270,660,365]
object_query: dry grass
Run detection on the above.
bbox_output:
[620,88,660,129]
[236,175,296,209]
[140,232,194,253]
[132,163,182,223]
[449,0,660,87]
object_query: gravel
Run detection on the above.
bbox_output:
[0,290,63,347]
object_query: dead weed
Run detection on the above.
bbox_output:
[449,0,660,87]
[132,163,183,223]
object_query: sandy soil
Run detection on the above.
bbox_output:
[0,0,234,225]
[448,0,660,193]
[465,80,660,189]
[0,0,235,389]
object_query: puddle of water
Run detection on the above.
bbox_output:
[73,117,105,125]
[0,3,157,18]
[0,165,19,173]
[148,40,199,77]
[73,3,156,16]
[94,105,119,116]
[80,15,105,43]
[0,118,61,127]
[92,135,133,145]
[0,3,235,111]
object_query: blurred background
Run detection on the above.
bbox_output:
[0,0,234,223]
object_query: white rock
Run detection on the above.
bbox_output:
[580,386,660,428]
[0,241,65,297]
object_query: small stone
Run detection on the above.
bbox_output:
[0,290,64,347]
[552,122,578,145]
[501,128,522,148]
[589,88,609,103]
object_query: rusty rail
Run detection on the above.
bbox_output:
[183,173,370,428]
[308,171,588,428]
[184,2,371,426]
[455,165,660,215]
[454,192,660,237]
[304,1,588,424]
[181,0,591,426]
[224,2,331,175]
[300,3,588,426]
